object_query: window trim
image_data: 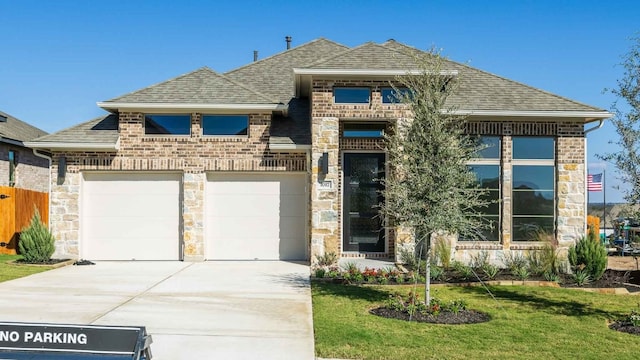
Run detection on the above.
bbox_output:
[342,122,386,138]
[333,87,370,104]
[201,114,250,137]
[511,136,556,242]
[462,135,502,242]
[144,114,192,136]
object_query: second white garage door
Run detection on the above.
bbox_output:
[205,173,307,260]
[82,172,181,260]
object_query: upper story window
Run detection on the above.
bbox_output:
[144,114,191,135]
[334,87,370,104]
[343,123,386,138]
[202,115,249,136]
[8,150,16,187]
[381,87,412,104]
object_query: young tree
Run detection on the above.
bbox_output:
[381,49,490,304]
[598,37,640,207]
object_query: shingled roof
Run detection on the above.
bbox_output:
[102,67,278,105]
[225,38,349,103]
[30,114,118,146]
[0,110,47,144]
[380,40,603,112]
[31,37,609,149]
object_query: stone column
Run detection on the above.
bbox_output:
[557,163,586,247]
[310,117,340,262]
[183,172,205,261]
[50,166,80,259]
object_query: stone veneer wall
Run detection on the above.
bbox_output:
[310,80,411,261]
[0,144,49,192]
[50,112,306,260]
[309,78,588,264]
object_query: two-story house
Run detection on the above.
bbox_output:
[26,38,610,263]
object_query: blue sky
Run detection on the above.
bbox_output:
[1,0,638,202]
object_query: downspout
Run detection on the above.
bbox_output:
[583,119,606,237]
[31,148,52,229]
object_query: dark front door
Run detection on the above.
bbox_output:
[343,153,385,252]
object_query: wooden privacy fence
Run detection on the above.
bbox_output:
[0,186,49,255]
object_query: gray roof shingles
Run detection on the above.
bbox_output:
[104,67,278,104]
[0,110,47,144]
[32,114,118,144]
[35,38,607,147]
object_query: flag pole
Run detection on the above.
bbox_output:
[603,169,606,235]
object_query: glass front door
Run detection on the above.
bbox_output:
[343,153,385,252]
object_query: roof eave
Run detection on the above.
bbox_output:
[97,102,287,114]
[0,137,25,147]
[23,141,119,152]
[452,109,612,123]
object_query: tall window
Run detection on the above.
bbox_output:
[464,136,501,241]
[144,114,191,135]
[512,137,555,241]
[8,150,16,187]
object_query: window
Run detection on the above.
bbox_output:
[144,115,191,135]
[512,137,555,241]
[202,115,249,136]
[381,87,411,104]
[463,136,501,241]
[8,150,16,187]
[334,87,370,104]
[343,123,386,138]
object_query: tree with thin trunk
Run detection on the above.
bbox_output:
[381,49,490,304]
[598,36,640,208]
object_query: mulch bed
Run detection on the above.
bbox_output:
[609,322,640,335]
[370,307,491,324]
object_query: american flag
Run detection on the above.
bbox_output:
[587,173,603,192]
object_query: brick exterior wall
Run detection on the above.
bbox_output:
[0,144,49,192]
[309,79,588,264]
[50,112,306,260]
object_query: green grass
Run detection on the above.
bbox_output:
[312,282,640,360]
[0,254,55,282]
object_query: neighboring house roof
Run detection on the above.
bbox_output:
[99,67,279,111]
[0,110,47,146]
[225,38,349,103]
[25,114,119,151]
[30,38,610,150]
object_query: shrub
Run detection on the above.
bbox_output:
[568,229,607,281]
[398,246,420,270]
[514,266,530,281]
[572,269,591,286]
[470,250,490,270]
[314,268,326,278]
[431,237,451,268]
[18,209,55,263]
[430,265,445,281]
[316,252,338,267]
[452,260,473,280]
[481,263,499,280]
[502,252,527,274]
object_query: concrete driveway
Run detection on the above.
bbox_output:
[0,261,314,359]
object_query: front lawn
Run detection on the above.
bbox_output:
[0,254,55,282]
[312,282,640,360]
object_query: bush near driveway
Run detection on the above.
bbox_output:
[312,281,640,360]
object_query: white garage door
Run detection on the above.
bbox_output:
[206,173,307,260]
[82,172,181,260]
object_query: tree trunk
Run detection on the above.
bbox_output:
[424,233,431,305]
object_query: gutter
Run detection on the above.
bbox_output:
[31,149,52,230]
[97,102,287,113]
[23,141,118,151]
[449,109,612,119]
